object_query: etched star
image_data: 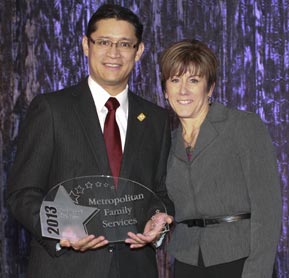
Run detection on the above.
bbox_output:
[40,185,100,242]
[69,190,80,204]
[95,181,102,188]
[75,185,85,194]
[85,182,93,189]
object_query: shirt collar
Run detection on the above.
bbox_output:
[88,76,128,113]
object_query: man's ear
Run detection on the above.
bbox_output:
[135,42,145,62]
[82,36,89,57]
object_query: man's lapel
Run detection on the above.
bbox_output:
[120,92,146,179]
[71,79,110,174]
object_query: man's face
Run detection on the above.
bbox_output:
[82,18,144,96]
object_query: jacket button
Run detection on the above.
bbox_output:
[108,246,114,253]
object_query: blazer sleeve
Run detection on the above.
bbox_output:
[237,113,282,278]
[7,95,65,257]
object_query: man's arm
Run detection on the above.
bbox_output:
[7,95,109,256]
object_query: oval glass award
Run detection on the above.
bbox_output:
[40,175,168,242]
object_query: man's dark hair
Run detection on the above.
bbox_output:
[86,4,143,44]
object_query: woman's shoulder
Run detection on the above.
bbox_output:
[210,103,268,142]
[212,102,262,124]
[228,106,264,128]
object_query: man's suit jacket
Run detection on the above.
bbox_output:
[7,78,173,278]
[166,102,281,278]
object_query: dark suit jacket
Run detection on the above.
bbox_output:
[166,102,281,278]
[7,79,173,278]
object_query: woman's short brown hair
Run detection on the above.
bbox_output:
[160,39,218,92]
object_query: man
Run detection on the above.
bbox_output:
[8,4,173,278]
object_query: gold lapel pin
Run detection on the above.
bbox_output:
[137,113,146,122]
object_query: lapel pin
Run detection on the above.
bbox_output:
[137,113,146,122]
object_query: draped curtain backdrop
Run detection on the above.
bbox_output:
[1,0,288,277]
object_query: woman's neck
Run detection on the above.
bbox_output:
[180,105,209,148]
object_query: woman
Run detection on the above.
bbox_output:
[160,39,281,278]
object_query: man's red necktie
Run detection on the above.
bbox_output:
[104,97,122,186]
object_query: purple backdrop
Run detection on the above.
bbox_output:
[1,0,288,277]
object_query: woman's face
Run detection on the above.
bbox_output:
[165,71,214,119]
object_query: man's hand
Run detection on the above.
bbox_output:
[125,212,173,248]
[60,235,109,252]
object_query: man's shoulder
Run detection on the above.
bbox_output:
[128,91,167,114]
[52,78,88,96]
[33,79,88,101]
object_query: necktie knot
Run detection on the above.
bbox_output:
[105,97,120,111]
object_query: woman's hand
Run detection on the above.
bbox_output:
[125,212,173,248]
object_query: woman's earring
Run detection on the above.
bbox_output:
[164,93,169,104]
[208,96,213,104]
[165,98,170,106]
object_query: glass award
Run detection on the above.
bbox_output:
[40,175,168,242]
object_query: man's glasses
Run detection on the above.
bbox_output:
[89,38,137,52]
